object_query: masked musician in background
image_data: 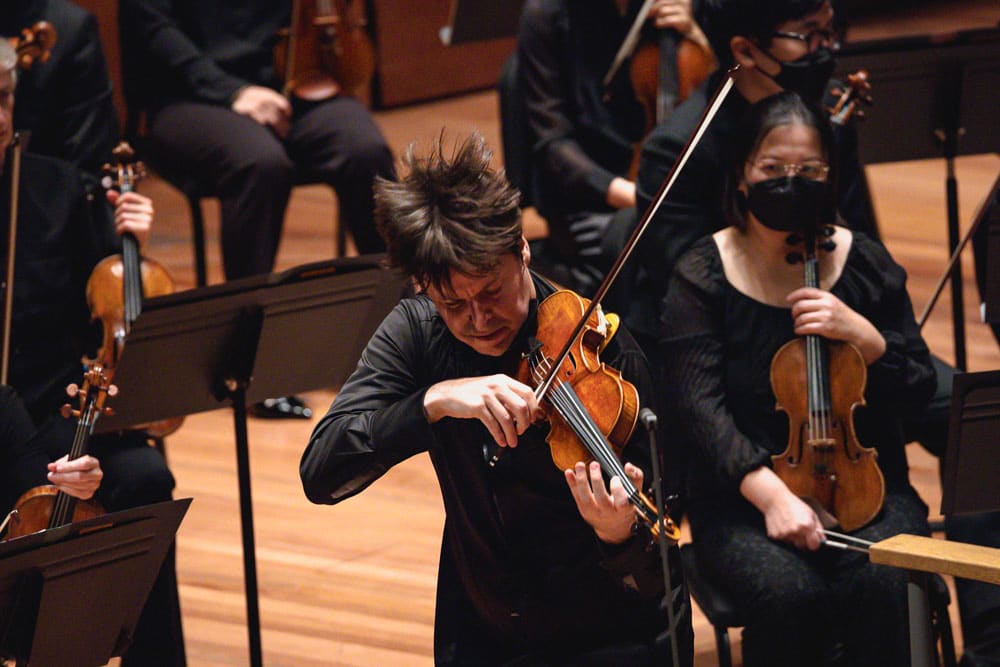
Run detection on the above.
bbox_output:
[301,133,693,666]
[661,90,933,667]
[0,41,184,666]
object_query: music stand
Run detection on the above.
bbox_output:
[0,499,190,667]
[941,370,1000,517]
[440,0,524,46]
[94,255,405,667]
[835,26,1000,370]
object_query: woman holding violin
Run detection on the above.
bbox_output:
[516,0,711,298]
[301,133,693,666]
[660,91,933,666]
[0,40,184,666]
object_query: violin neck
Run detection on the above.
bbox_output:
[121,232,144,333]
[802,256,832,416]
[49,390,102,528]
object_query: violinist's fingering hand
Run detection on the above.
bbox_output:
[106,189,154,247]
[787,286,887,364]
[47,454,103,500]
[565,460,641,544]
[231,85,292,138]
[423,375,540,448]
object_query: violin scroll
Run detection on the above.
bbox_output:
[827,69,872,126]
[7,21,57,71]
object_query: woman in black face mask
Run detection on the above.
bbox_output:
[659,91,936,667]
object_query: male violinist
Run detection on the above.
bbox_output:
[0,41,185,666]
[300,133,693,666]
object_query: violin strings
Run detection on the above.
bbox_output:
[531,355,641,499]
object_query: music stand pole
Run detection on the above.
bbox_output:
[217,308,265,667]
[937,63,967,371]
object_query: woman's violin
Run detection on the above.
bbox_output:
[274,0,375,100]
[770,226,885,532]
[516,289,680,542]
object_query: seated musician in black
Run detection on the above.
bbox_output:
[660,91,932,667]
[0,41,184,666]
[300,133,692,666]
[2,0,120,175]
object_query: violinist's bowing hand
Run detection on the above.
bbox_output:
[741,467,825,551]
[565,461,642,544]
[47,454,103,500]
[106,189,153,247]
[787,287,886,364]
[231,85,291,139]
[423,375,540,448]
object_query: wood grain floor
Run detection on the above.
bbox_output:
[123,89,1000,666]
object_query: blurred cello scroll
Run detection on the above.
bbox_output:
[7,20,57,71]
[273,0,376,100]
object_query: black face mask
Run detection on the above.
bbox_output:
[743,176,828,233]
[770,47,836,103]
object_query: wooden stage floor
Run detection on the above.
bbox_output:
[125,88,999,666]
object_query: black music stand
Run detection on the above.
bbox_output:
[835,26,1000,370]
[0,499,190,667]
[440,0,523,46]
[94,255,405,667]
[941,370,1000,516]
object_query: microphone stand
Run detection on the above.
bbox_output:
[640,407,681,666]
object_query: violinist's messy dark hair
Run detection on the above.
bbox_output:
[699,0,827,68]
[375,131,523,293]
[723,90,837,230]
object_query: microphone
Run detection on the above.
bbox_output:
[639,407,657,432]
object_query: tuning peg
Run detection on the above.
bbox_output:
[59,403,75,419]
[786,252,804,265]
[65,383,80,398]
[820,240,837,252]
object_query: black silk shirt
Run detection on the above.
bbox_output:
[301,273,684,663]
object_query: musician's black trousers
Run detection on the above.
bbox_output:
[145,95,395,280]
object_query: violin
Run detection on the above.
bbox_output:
[827,69,872,127]
[517,289,680,542]
[7,20,57,71]
[604,0,715,176]
[770,227,885,532]
[274,0,375,100]
[3,366,110,539]
[90,142,181,437]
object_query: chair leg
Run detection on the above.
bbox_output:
[188,195,208,287]
[335,214,347,258]
[715,626,733,667]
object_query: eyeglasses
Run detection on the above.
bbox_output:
[750,160,830,181]
[771,29,840,52]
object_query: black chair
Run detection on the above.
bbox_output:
[497,51,538,210]
[680,543,958,667]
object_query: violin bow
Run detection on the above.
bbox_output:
[603,0,657,87]
[917,170,1000,329]
[534,67,738,401]
[1,135,22,385]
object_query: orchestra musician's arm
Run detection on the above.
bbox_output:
[118,0,249,106]
[517,1,634,210]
